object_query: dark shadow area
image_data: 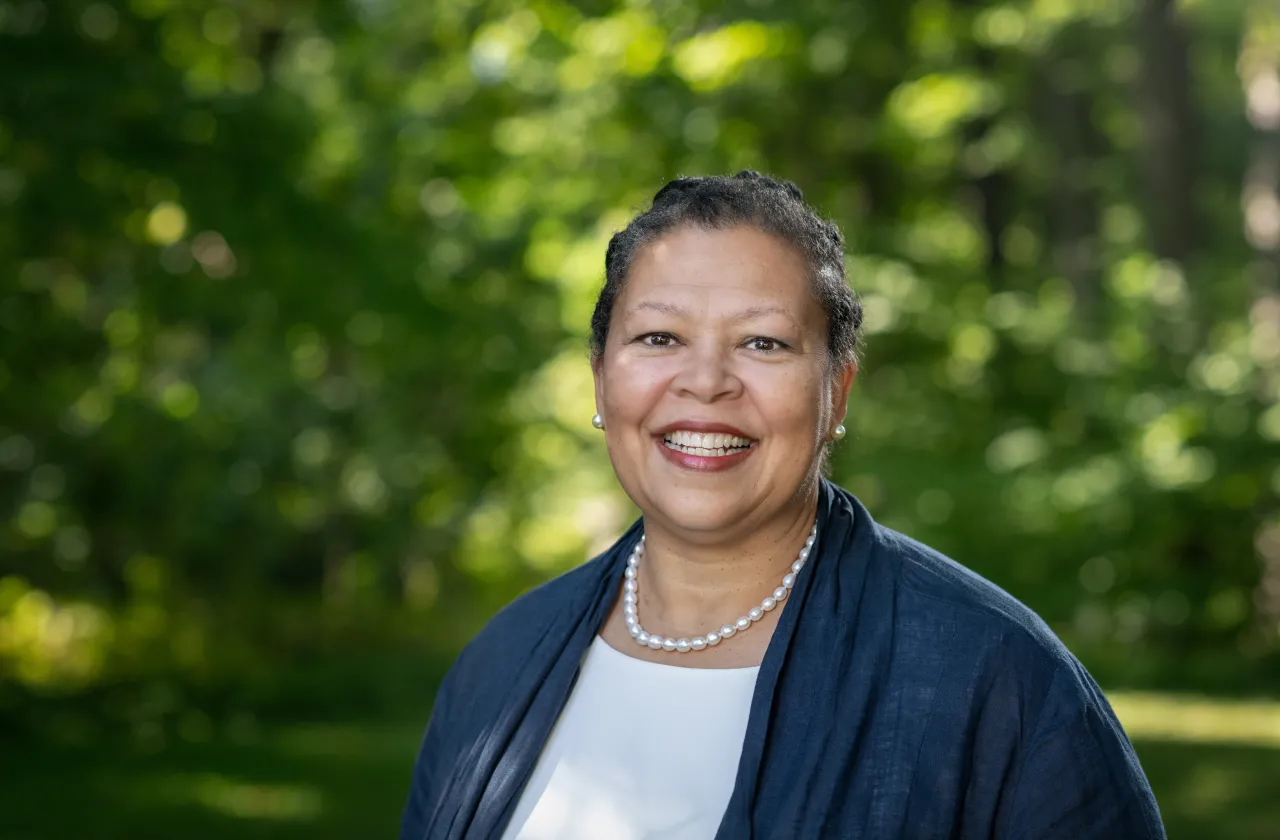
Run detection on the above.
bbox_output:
[0,723,420,840]
[1133,739,1280,840]
[2,725,1278,839]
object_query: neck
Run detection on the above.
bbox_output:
[636,483,820,637]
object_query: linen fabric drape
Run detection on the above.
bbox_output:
[400,480,1165,840]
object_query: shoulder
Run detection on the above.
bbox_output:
[884,524,1074,680]
[822,477,1079,696]
[864,517,1102,725]
[474,552,612,649]
[858,512,1114,724]
[826,486,1161,835]
[875,523,1062,654]
[437,534,630,702]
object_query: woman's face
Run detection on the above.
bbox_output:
[593,225,855,536]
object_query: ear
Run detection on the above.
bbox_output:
[591,353,606,424]
[830,358,858,427]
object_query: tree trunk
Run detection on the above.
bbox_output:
[1136,0,1201,264]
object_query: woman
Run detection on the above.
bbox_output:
[401,172,1165,839]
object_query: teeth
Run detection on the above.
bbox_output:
[662,429,753,456]
[663,430,752,449]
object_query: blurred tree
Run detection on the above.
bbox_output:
[0,0,1277,739]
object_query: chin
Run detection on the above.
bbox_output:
[642,487,753,535]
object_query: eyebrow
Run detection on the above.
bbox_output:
[625,301,798,325]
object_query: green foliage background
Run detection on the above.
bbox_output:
[2,0,1280,836]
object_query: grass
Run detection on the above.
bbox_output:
[1,693,1278,838]
[1134,741,1280,839]
[1,722,415,839]
[1112,691,1280,839]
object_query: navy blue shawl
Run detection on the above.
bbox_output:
[401,480,1165,839]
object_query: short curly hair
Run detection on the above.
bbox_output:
[589,170,862,370]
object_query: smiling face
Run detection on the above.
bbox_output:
[593,225,856,537]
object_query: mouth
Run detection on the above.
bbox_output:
[653,425,758,472]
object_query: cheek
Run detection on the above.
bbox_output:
[750,368,825,432]
[602,354,671,415]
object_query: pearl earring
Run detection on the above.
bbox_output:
[592,413,605,430]
[833,424,846,441]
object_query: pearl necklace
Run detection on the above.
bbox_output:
[622,522,818,654]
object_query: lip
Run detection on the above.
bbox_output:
[652,419,757,473]
[651,420,754,438]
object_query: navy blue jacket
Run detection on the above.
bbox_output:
[401,480,1165,839]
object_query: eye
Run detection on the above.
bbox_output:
[639,332,676,347]
[745,336,786,353]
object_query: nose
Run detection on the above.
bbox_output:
[671,341,743,403]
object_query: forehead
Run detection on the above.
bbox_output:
[621,226,816,316]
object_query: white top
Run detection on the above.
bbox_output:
[500,635,760,840]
